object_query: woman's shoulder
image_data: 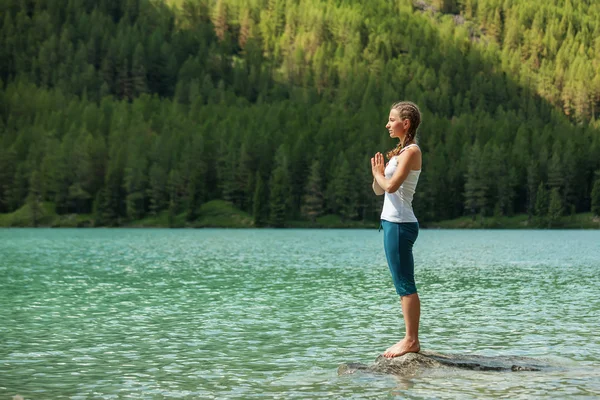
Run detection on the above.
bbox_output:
[397,144,421,158]
[397,144,422,170]
[403,143,421,153]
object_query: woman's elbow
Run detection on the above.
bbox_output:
[386,184,400,193]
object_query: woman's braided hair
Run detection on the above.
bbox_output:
[386,101,422,160]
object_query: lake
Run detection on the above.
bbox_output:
[1,228,599,398]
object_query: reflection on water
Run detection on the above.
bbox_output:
[1,228,599,398]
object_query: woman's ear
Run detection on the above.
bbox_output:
[403,119,411,130]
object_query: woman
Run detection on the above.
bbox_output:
[371,101,422,358]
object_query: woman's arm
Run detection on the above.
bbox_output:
[372,148,420,193]
[372,179,384,195]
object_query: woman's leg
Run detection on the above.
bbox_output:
[382,222,420,358]
[402,293,421,349]
[383,294,420,357]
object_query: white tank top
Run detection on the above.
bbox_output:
[380,144,421,223]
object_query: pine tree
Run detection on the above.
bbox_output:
[477,143,494,217]
[561,142,578,211]
[124,0,139,23]
[93,189,107,226]
[103,170,122,226]
[216,139,236,203]
[526,161,539,217]
[101,43,117,96]
[131,43,148,97]
[252,171,267,227]
[268,166,289,228]
[211,0,228,42]
[117,58,133,101]
[491,144,515,217]
[547,187,563,227]
[336,158,358,222]
[124,161,147,220]
[27,170,43,227]
[148,163,168,215]
[168,169,184,219]
[464,143,483,219]
[68,132,94,214]
[547,150,563,192]
[591,174,600,217]
[168,198,177,228]
[9,164,29,213]
[238,8,252,50]
[235,143,252,211]
[534,182,549,224]
[0,148,16,213]
[268,145,291,227]
[103,146,127,225]
[301,160,323,223]
[183,136,206,222]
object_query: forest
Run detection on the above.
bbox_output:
[1,0,599,228]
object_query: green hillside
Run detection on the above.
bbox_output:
[0,0,599,228]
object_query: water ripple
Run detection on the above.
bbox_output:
[1,228,599,398]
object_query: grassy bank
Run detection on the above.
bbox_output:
[0,202,94,228]
[0,200,255,228]
[425,213,600,229]
[287,214,378,229]
[0,201,377,229]
[1,202,598,229]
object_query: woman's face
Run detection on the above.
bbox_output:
[385,109,409,139]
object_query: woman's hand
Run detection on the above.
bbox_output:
[371,152,385,178]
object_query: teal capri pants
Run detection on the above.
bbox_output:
[381,220,419,297]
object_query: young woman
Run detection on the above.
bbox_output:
[371,101,422,358]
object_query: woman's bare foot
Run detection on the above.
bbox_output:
[383,338,420,358]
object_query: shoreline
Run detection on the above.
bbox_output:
[1,218,599,230]
[1,202,599,229]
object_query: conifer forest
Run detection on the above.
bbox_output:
[1,0,600,227]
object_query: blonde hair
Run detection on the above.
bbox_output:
[386,101,421,160]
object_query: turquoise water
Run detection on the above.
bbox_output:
[1,228,599,399]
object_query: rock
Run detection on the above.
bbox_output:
[338,351,545,376]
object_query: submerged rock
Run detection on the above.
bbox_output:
[338,351,545,376]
